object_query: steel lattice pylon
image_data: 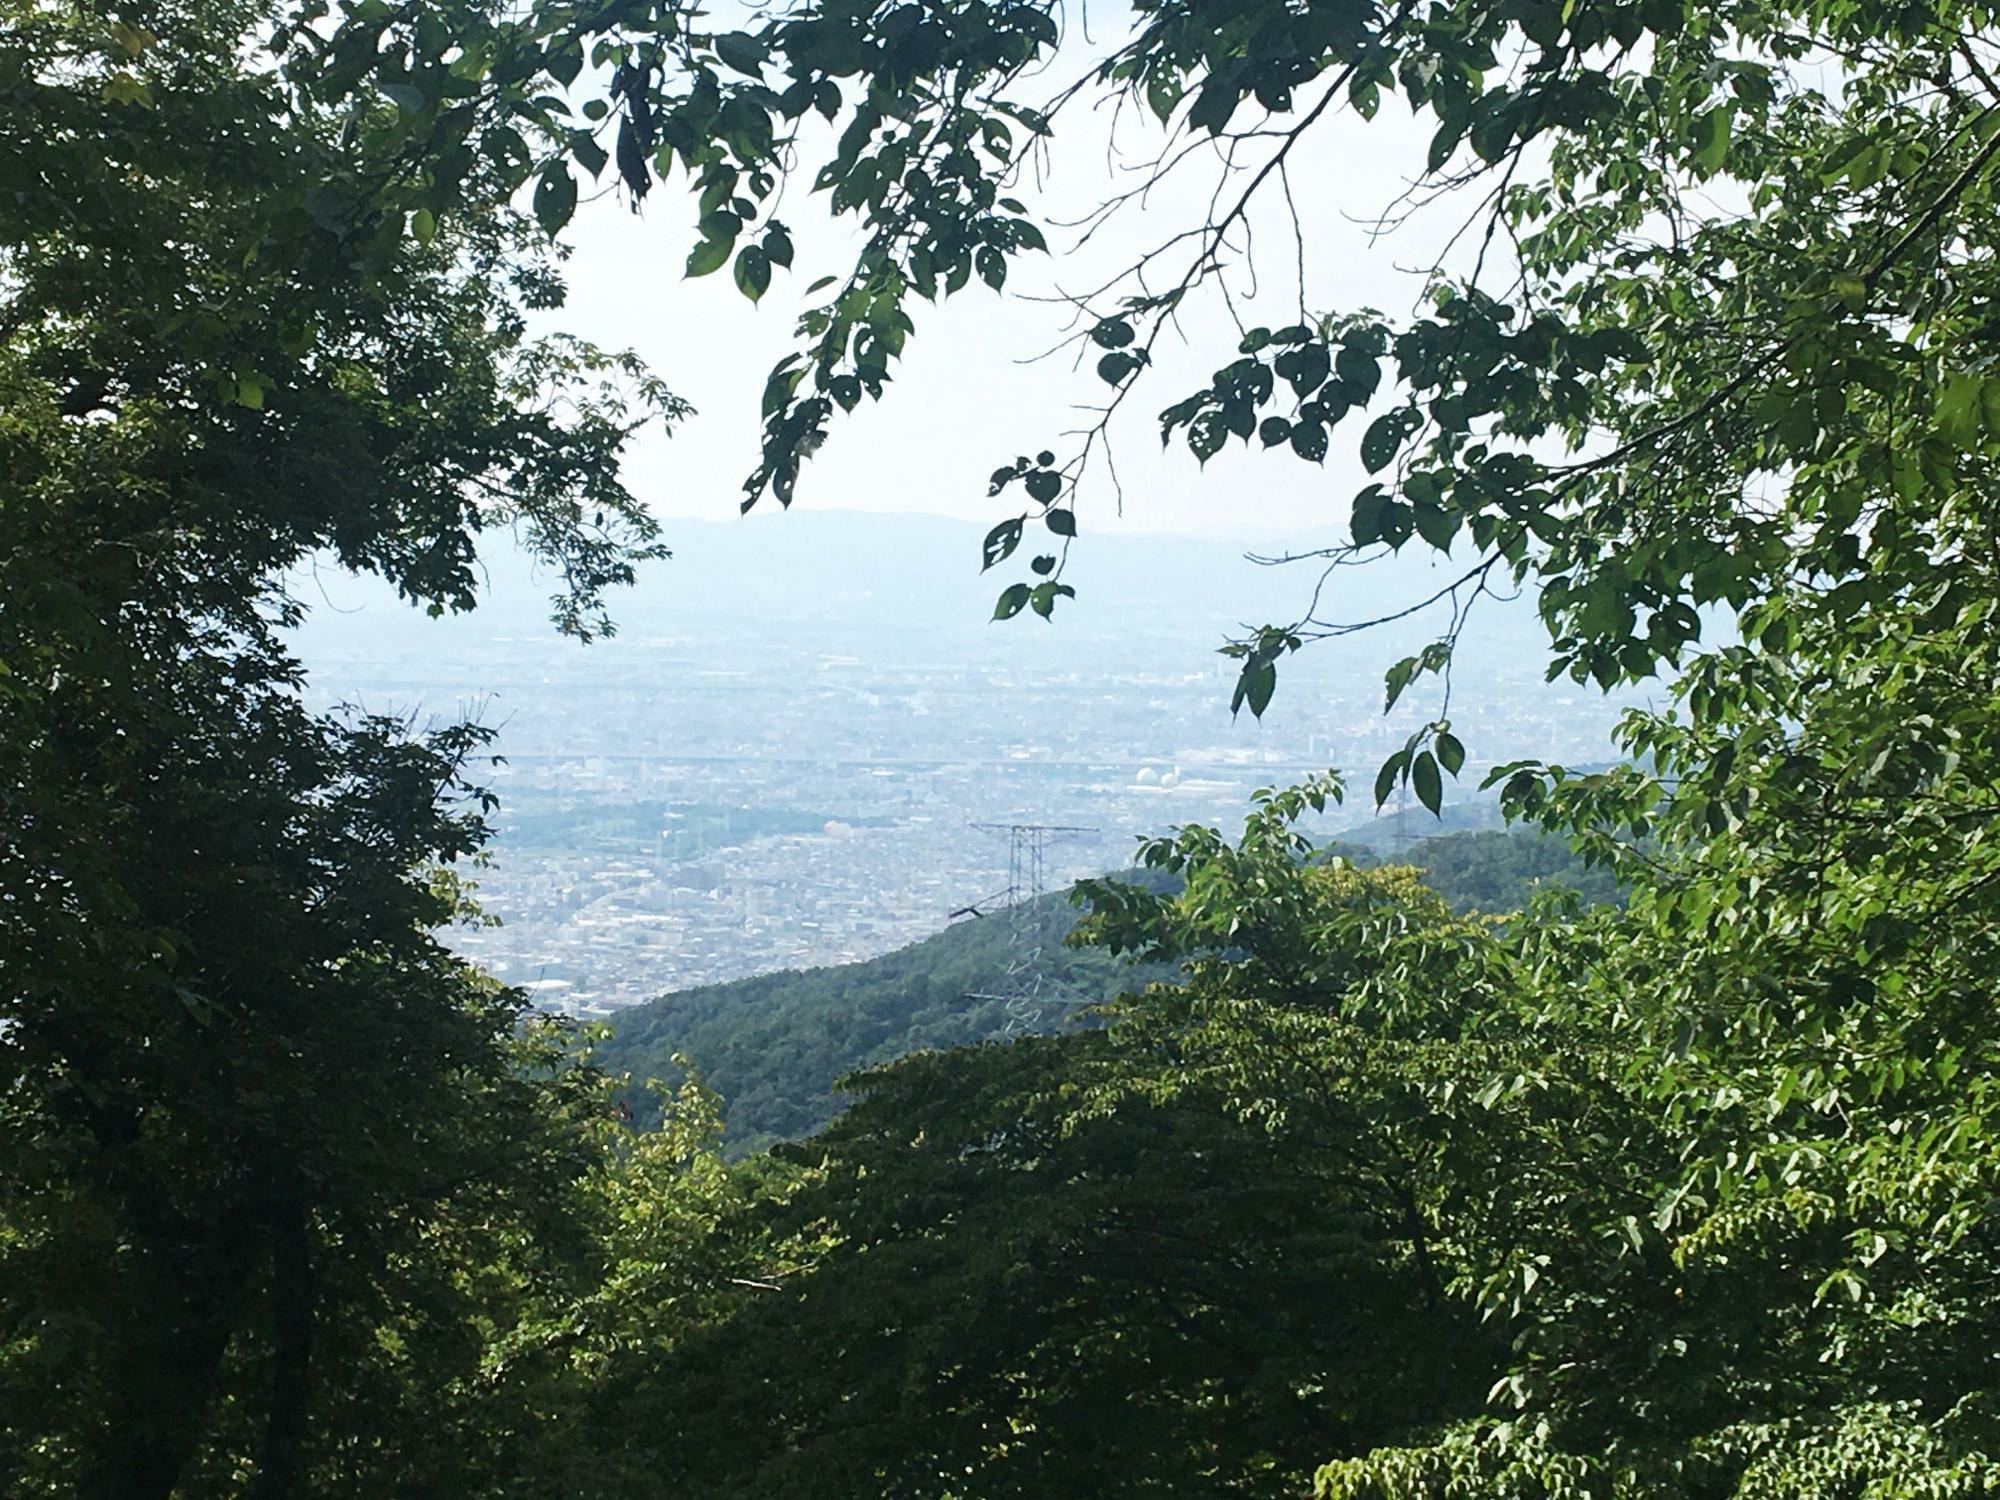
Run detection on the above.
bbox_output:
[957,822,1097,1035]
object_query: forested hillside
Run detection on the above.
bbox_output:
[599,826,1615,1151]
[599,890,1153,1149]
[1375,827,1625,915]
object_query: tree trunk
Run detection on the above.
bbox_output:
[250,1197,315,1500]
[80,1285,237,1500]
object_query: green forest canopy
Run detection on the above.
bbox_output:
[7,1,2000,1496]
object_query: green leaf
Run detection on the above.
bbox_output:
[1427,118,1465,172]
[1384,654,1419,711]
[1436,732,1465,776]
[714,31,769,76]
[1188,410,1226,464]
[410,207,437,245]
[546,42,584,86]
[1235,659,1277,718]
[1187,78,1239,136]
[1937,369,1985,446]
[1024,470,1062,505]
[1335,344,1380,399]
[533,165,578,235]
[1373,751,1406,808]
[734,245,772,302]
[1470,110,1513,163]
[983,518,1024,570]
[1351,484,1386,545]
[1692,105,1733,176]
[993,583,1032,620]
[572,135,609,179]
[1360,414,1402,474]
[1045,509,1076,538]
[109,18,154,56]
[1411,751,1442,815]
[1285,343,1330,396]
[1413,500,1459,551]
[1026,581,1076,619]
[686,235,734,279]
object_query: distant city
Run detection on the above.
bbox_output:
[293,512,1644,1014]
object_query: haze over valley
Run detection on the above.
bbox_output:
[295,510,1637,1013]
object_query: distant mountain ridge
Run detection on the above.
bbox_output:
[290,508,1556,668]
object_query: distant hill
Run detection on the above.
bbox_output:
[1326,797,1509,851]
[595,890,1167,1155]
[594,827,1619,1154]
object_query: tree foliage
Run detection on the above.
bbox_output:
[13,0,2000,1494]
[363,0,2000,1486]
[282,0,2000,792]
[587,836,1524,1497]
[1,3,691,1494]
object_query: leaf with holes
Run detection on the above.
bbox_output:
[533,166,577,235]
[1360,414,1403,474]
[983,519,1024,571]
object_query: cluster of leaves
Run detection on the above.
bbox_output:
[285,0,2000,818]
[601,756,2000,1495]
[539,794,1630,1495]
[984,449,1078,619]
[283,0,1060,512]
[1360,828,1624,916]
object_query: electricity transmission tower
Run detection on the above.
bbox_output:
[955,822,1097,1036]
[1389,779,1413,851]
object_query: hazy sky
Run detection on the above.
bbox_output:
[538,30,1451,541]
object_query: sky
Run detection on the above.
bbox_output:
[293,25,1599,833]
[533,31,1454,542]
